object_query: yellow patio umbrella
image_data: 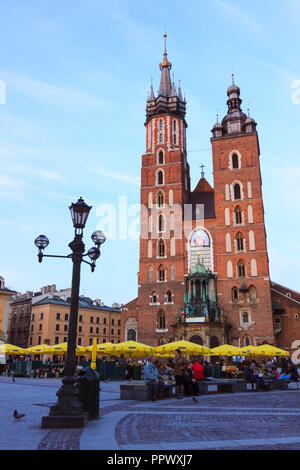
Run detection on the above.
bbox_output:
[47,342,87,356]
[91,338,97,370]
[85,342,115,355]
[210,344,242,356]
[155,340,210,356]
[112,340,154,357]
[255,344,289,357]
[0,343,27,355]
[239,345,261,356]
[25,344,51,354]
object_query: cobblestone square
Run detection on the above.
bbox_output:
[1,377,300,450]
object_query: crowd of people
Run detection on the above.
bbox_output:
[143,353,299,400]
[143,349,214,402]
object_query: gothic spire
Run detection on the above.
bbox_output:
[158,33,172,97]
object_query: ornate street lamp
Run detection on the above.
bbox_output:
[35,197,106,428]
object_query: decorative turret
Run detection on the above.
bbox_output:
[211,75,257,138]
[145,34,186,123]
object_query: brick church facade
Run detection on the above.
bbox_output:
[121,36,299,352]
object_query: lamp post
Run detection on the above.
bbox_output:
[35,197,106,428]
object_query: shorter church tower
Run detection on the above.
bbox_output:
[211,76,274,347]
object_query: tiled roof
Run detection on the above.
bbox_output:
[33,295,121,312]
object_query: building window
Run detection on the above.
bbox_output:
[234,206,242,224]
[244,335,251,346]
[56,313,60,320]
[151,292,158,304]
[157,191,164,207]
[112,319,115,325]
[89,338,93,346]
[157,170,164,186]
[65,314,68,321]
[165,290,172,303]
[232,153,239,169]
[158,266,165,282]
[39,324,42,331]
[103,328,106,334]
[64,325,68,332]
[96,327,99,334]
[232,287,239,302]
[56,324,60,331]
[78,326,82,333]
[238,260,245,277]
[111,329,114,335]
[158,214,165,233]
[40,312,43,320]
[38,336,41,345]
[104,318,107,325]
[236,232,244,251]
[79,315,83,323]
[173,120,177,144]
[159,133,163,144]
[242,312,249,323]
[90,316,94,323]
[78,337,82,345]
[158,150,164,165]
[29,337,33,345]
[96,317,100,324]
[233,183,241,200]
[158,311,166,329]
[90,327,93,333]
[64,337,67,342]
[118,320,121,326]
[158,238,165,257]
[31,325,34,332]
[55,337,59,344]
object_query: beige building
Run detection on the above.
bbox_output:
[0,276,17,340]
[29,294,122,348]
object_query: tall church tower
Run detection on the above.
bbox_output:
[136,35,190,346]
[211,77,274,346]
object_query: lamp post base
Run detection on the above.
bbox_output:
[41,413,88,429]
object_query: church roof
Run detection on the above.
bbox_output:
[187,175,215,220]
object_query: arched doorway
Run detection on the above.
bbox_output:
[210,336,219,348]
[127,329,137,341]
[189,335,203,346]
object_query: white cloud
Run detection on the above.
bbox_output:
[94,166,140,185]
[0,71,102,108]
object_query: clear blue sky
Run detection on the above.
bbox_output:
[0,0,299,305]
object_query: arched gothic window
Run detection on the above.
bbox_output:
[165,290,172,303]
[234,206,242,224]
[234,183,241,200]
[236,232,244,251]
[173,120,177,144]
[151,291,158,303]
[159,133,163,144]
[158,238,165,257]
[157,191,164,207]
[232,287,239,302]
[244,335,251,346]
[242,312,249,323]
[158,150,164,165]
[157,170,164,186]
[158,265,165,282]
[159,119,163,131]
[158,311,166,329]
[158,214,165,233]
[238,260,245,277]
[232,153,239,169]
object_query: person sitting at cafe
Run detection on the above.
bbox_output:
[203,361,213,381]
[183,363,198,402]
[144,355,165,401]
[244,362,265,391]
